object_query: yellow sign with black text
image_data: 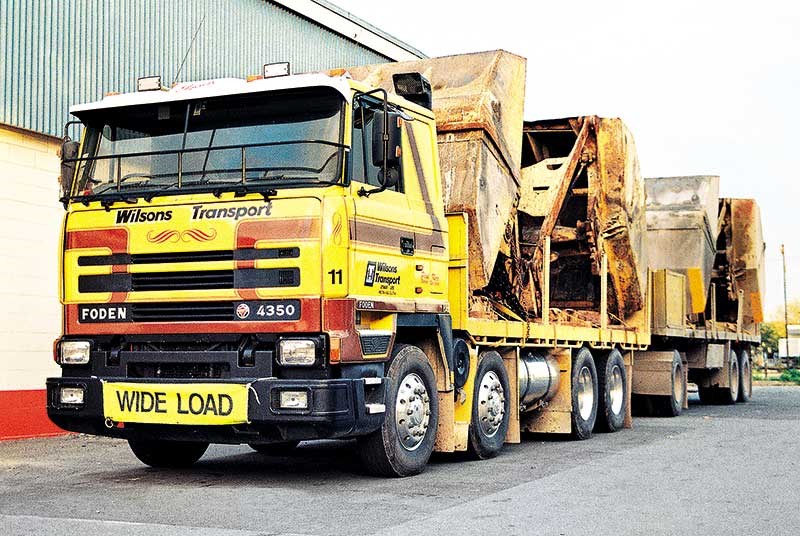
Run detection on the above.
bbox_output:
[102,382,250,425]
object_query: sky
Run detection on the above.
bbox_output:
[333,0,800,319]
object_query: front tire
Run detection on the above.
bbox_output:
[128,438,209,468]
[467,351,510,459]
[358,344,439,477]
[571,348,598,440]
[595,349,627,432]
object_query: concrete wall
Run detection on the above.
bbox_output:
[0,123,64,439]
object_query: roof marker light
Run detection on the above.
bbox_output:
[137,75,162,92]
[263,62,290,79]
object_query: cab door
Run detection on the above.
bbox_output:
[349,98,415,304]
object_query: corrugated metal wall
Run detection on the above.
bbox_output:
[0,0,392,138]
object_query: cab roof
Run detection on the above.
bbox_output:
[69,73,353,115]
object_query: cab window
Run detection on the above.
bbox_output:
[350,98,402,192]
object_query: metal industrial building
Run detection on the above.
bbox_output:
[0,0,423,439]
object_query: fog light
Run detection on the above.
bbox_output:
[279,391,308,409]
[60,387,85,405]
[59,341,91,365]
[278,339,316,366]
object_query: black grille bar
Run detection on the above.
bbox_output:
[78,268,300,293]
[78,247,299,266]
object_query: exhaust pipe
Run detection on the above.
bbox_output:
[518,352,560,409]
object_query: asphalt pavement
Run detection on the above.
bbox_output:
[2,386,799,535]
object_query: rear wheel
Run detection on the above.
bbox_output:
[358,344,439,477]
[128,438,209,468]
[737,349,752,403]
[571,348,598,440]
[595,349,627,432]
[467,351,510,459]
[718,351,740,405]
[651,351,685,417]
[249,441,300,456]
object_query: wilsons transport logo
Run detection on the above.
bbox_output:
[116,208,173,224]
[114,203,271,225]
[364,261,401,295]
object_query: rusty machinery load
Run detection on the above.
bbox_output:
[343,52,650,329]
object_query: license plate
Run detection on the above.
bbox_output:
[102,382,249,425]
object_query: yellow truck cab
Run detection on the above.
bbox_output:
[49,69,454,476]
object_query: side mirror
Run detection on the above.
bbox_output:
[59,140,79,198]
[371,111,402,171]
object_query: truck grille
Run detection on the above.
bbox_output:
[130,302,233,322]
[131,270,234,291]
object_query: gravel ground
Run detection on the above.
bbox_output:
[1,386,799,535]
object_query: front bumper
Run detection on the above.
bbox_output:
[46,376,387,444]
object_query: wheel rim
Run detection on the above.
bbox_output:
[730,357,739,399]
[395,372,431,451]
[577,365,594,421]
[673,364,684,407]
[477,370,506,437]
[608,364,625,415]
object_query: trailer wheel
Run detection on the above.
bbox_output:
[718,350,740,405]
[595,349,627,432]
[128,438,209,468]
[651,351,685,417]
[737,349,752,403]
[357,344,439,477]
[249,441,300,456]
[467,351,510,459]
[571,347,598,440]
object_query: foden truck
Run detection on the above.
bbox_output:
[48,51,764,476]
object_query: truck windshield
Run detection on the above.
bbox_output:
[72,87,345,199]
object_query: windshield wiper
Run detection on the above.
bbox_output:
[224,184,278,202]
[142,181,181,202]
[72,193,139,211]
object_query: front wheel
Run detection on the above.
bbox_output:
[467,351,510,459]
[128,438,209,468]
[358,344,439,477]
[571,348,598,440]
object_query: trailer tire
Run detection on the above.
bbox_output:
[595,349,627,432]
[737,349,752,403]
[651,351,685,417]
[467,351,510,459]
[249,441,300,456]
[128,438,209,468]
[571,347,598,440]
[718,350,740,405]
[357,344,439,477]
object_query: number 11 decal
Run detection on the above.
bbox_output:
[328,268,343,284]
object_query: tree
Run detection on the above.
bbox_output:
[760,322,782,357]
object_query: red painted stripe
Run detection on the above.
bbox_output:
[0,389,69,440]
[66,228,129,253]
[65,298,321,335]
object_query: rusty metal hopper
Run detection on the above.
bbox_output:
[338,51,526,290]
[717,198,765,331]
[518,117,648,324]
[645,176,719,313]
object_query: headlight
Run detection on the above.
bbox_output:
[59,341,91,365]
[279,390,309,409]
[59,386,85,405]
[278,339,316,366]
